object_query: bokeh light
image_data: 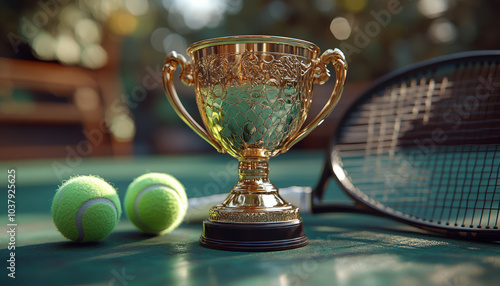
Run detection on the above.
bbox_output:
[163,0,243,31]
[428,18,457,44]
[150,27,171,53]
[81,44,108,69]
[163,33,188,55]
[330,17,351,40]
[55,34,81,65]
[418,0,450,19]
[19,0,129,69]
[32,32,55,61]
[75,19,102,44]
[95,0,122,20]
[109,113,136,142]
[342,0,367,12]
[124,0,149,16]
[108,11,137,35]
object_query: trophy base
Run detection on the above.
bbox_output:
[200,219,308,252]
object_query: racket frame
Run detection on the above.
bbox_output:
[311,50,500,240]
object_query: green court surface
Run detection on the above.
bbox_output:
[1,151,499,285]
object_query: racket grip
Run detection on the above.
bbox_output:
[184,186,313,224]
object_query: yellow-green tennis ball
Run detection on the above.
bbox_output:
[125,173,187,234]
[51,176,122,242]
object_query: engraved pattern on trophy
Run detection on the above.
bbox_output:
[209,208,300,223]
[194,51,314,158]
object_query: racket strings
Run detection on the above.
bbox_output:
[463,64,499,228]
[430,60,480,227]
[335,58,500,230]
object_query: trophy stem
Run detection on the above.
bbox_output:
[200,149,308,251]
[209,150,301,222]
[238,156,270,183]
[236,155,273,193]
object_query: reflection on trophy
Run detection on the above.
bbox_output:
[162,36,347,251]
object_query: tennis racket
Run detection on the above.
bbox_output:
[186,50,500,240]
[312,50,500,240]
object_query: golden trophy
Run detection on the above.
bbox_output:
[162,36,347,251]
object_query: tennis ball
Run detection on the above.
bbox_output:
[125,173,188,235]
[51,175,122,242]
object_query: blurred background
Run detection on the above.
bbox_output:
[1,0,499,160]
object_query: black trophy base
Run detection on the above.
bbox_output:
[200,219,308,252]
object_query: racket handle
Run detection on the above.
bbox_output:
[184,186,312,224]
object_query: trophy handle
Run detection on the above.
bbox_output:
[162,52,224,153]
[282,48,347,152]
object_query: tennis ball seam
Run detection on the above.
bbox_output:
[133,184,182,233]
[75,198,118,242]
[51,175,122,242]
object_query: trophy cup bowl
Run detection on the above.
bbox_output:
[162,35,347,251]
